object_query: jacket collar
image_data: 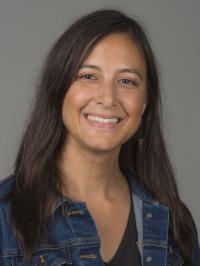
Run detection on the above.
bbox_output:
[122,167,160,205]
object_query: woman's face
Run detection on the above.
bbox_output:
[62,32,147,152]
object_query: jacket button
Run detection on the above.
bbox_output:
[146,256,152,262]
[146,212,152,218]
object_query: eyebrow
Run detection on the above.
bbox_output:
[80,64,143,80]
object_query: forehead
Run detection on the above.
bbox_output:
[81,32,146,73]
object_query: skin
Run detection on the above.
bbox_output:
[58,32,147,262]
[59,32,147,205]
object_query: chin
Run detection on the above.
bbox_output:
[82,141,121,153]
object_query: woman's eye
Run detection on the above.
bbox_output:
[79,74,97,80]
[119,79,138,87]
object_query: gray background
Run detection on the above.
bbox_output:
[0,0,199,237]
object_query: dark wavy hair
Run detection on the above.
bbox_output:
[2,9,198,264]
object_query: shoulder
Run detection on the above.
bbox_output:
[193,237,200,264]
[0,175,19,252]
[0,175,15,213]
[0,174,15,221]
[0,174,15,218]
[0,174,15,198]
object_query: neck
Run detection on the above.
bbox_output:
[57,136,126,203]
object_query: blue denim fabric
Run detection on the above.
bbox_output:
[0,171,199,266]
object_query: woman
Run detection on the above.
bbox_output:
[0,9,199,266]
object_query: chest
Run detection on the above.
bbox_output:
[86,197,131,263]
[1,194,185,266]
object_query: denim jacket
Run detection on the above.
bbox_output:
[0,171,200,266]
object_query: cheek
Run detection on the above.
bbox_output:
[63,85,92,110]
[122,93,146,118]
[61,87,92,127]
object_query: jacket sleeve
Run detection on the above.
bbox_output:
[193,238,200,265]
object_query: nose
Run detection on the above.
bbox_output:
[95,80,118,108]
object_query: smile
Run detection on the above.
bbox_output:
[83,113,123,124]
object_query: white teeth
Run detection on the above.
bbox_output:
[86,115,119,123]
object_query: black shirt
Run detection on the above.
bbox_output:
[103,186,141,266]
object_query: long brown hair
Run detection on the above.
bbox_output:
[2,9,198,264]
